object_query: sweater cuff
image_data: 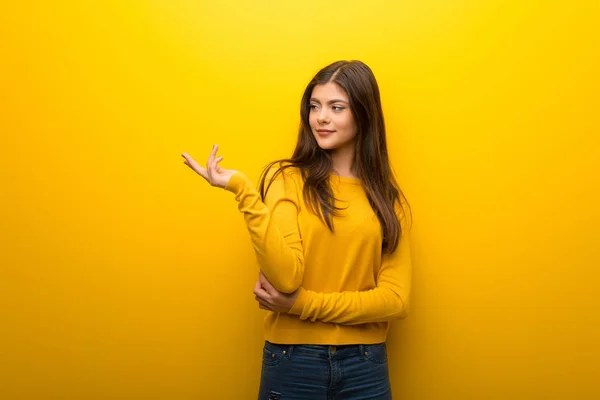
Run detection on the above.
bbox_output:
[223,171,250,194]
[288,287,308,316]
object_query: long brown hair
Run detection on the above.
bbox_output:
[258,60,410,254]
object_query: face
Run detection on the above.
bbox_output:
[308,82,358,153]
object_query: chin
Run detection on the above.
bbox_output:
[314,137,337,150]
[316,142,338,150]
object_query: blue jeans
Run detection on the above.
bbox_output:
[258,341,392,400]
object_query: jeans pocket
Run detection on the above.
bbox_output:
[363,343,388,364]
[262,341,290,366]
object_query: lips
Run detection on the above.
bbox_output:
[317,129,335,137]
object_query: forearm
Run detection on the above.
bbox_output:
[289,285,409,325]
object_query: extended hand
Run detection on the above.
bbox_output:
[182,144,237,189]
[254,271,299,313]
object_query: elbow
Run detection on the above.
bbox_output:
[268,265,303,293]
[395,304,409,320]
[276,278,302,294]
[278,256,304,293]
[261,274,301,294]
[260,254,304,293]
[390,292,410,320]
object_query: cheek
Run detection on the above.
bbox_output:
[308,113,317,129]
[337,114,357,135]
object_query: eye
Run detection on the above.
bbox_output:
[332,105,345,112]
[309,104,319,111]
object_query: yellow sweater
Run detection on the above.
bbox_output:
[224,165,412,345]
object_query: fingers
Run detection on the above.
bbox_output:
[258,274,275,297]
[181,153,208,180]
[255,295,271,308]
[214,155,223,173]
[254,280,273,311]
[253,283,271,301]
[207,144,218,181]
[182,145,224,184]
[260,275,277,293]
[259,271,272,289]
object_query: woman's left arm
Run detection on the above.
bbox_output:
[254,230,412,325]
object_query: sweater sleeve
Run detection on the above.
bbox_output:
[288,212,412,325]
[224,167,304,293]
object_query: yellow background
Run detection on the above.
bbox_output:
[1,1,599,398]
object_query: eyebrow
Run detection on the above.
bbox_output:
[309,98,349,105]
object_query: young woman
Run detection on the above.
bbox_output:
[182,60,412,399]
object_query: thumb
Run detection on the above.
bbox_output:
[260,275,277,293]
[253,280,271,300]
[259,271,269,286]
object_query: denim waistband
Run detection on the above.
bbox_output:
[264,341,386,360]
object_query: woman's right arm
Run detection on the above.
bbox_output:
[181,145,303,294]
[224,167,304,293]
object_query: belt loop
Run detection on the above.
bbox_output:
[359,344,365,360]
[286,344,294,360]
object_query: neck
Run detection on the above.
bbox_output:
[330,142,356,178]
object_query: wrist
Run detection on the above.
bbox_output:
[223,171,244,193]
[288,287,308,316]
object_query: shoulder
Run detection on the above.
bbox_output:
[266,161,303,184]
[260,162,305,201]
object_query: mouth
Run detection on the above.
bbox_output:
[316,129,335,137]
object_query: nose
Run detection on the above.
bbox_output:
[317,108,330,125]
